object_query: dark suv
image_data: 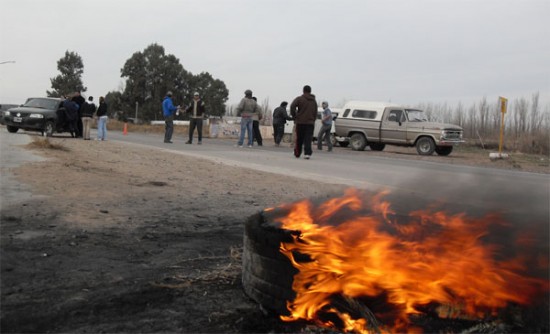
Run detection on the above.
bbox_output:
[2,97,73,137]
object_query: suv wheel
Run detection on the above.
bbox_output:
[416,137,436,155]
[6,125,19,133]
[350,133,367,151]
[44,121,55,137]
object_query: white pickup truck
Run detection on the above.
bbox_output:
[334,101,464,155]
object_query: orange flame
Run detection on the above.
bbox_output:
[274,188,548,333]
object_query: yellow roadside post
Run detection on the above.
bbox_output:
[490,97,509,160]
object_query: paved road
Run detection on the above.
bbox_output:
[106,130,548,217]
[2,128,548,244]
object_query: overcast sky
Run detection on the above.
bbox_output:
[1,0,548,110]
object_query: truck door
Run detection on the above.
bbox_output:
[380,109,408,143]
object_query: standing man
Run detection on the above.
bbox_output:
[251,97,263,146]
[290,85,318,159]
[72,91,85,138]
[317,101,333,152]
[162,91,178,144]
[62,95,79,138]
[185,92,206,145]
[272,101,291,146]
[235,89,260,148]
[81,96,96,140]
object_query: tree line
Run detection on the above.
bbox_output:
[47,44,548,155]
[47,44,229,121]
[417,93,549,154]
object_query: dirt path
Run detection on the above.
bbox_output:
[0,136,346,333]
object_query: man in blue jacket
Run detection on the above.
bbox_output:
[162,91,179,143]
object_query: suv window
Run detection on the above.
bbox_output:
[352,109,377,119]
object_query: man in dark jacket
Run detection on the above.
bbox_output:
[272,101,291,146]
[185,92,206,144]
[63,97,79,138]
[71,91,85,138]
[80,96,96,140]
[290,85,318,159]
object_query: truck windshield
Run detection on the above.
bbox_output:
[406,109,428,122]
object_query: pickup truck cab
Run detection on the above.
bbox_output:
[335,101,464,155]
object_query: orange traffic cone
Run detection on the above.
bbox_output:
[123,122,128,135]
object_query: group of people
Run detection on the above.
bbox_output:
[161,84,333,160]
[238,85,332,159]
[163,91,206,144]
[62,91,108,140]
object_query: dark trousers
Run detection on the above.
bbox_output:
[273,123,285,144]
[164,115,174,142]
[189,118,203,142]
[253,120,262,145]
[294,123,314,157]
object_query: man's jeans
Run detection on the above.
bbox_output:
[97,116,108,140]
[238,117,253,146]
[317,123,333,150]
[164,115,174,142]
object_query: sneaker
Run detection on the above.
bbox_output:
[164,140,173,144]
[304,155,311,160]
[197,141,202,145]
[247,145,253,148]
[185,141,192,144]
[235,144,243,148]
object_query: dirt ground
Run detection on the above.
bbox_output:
[0,134,548,333]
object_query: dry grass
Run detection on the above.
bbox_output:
[26,137,69,151]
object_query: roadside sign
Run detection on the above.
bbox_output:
[499,96,508,114]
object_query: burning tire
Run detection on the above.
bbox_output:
[242,211,298,315]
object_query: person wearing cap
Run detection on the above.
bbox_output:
[162,91,178,143]
[235,89,261,148]
[272,101,291,146]
[290,85,318,159]
[185,92,206,144]
[317,101,333,152]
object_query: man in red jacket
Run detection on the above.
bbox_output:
[290,85,318,159]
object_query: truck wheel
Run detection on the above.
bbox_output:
[369,143,386,151]
[350,133,367,151]
[44,121,55,137]
[330,134,337,146]
[435,146,453,156]
[416,137,436,155]
[6,125,19,133]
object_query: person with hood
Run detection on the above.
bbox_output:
[317,101,333,152]
[235,89,260,148]
[162,91,179,143]
[290,85,318,159]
